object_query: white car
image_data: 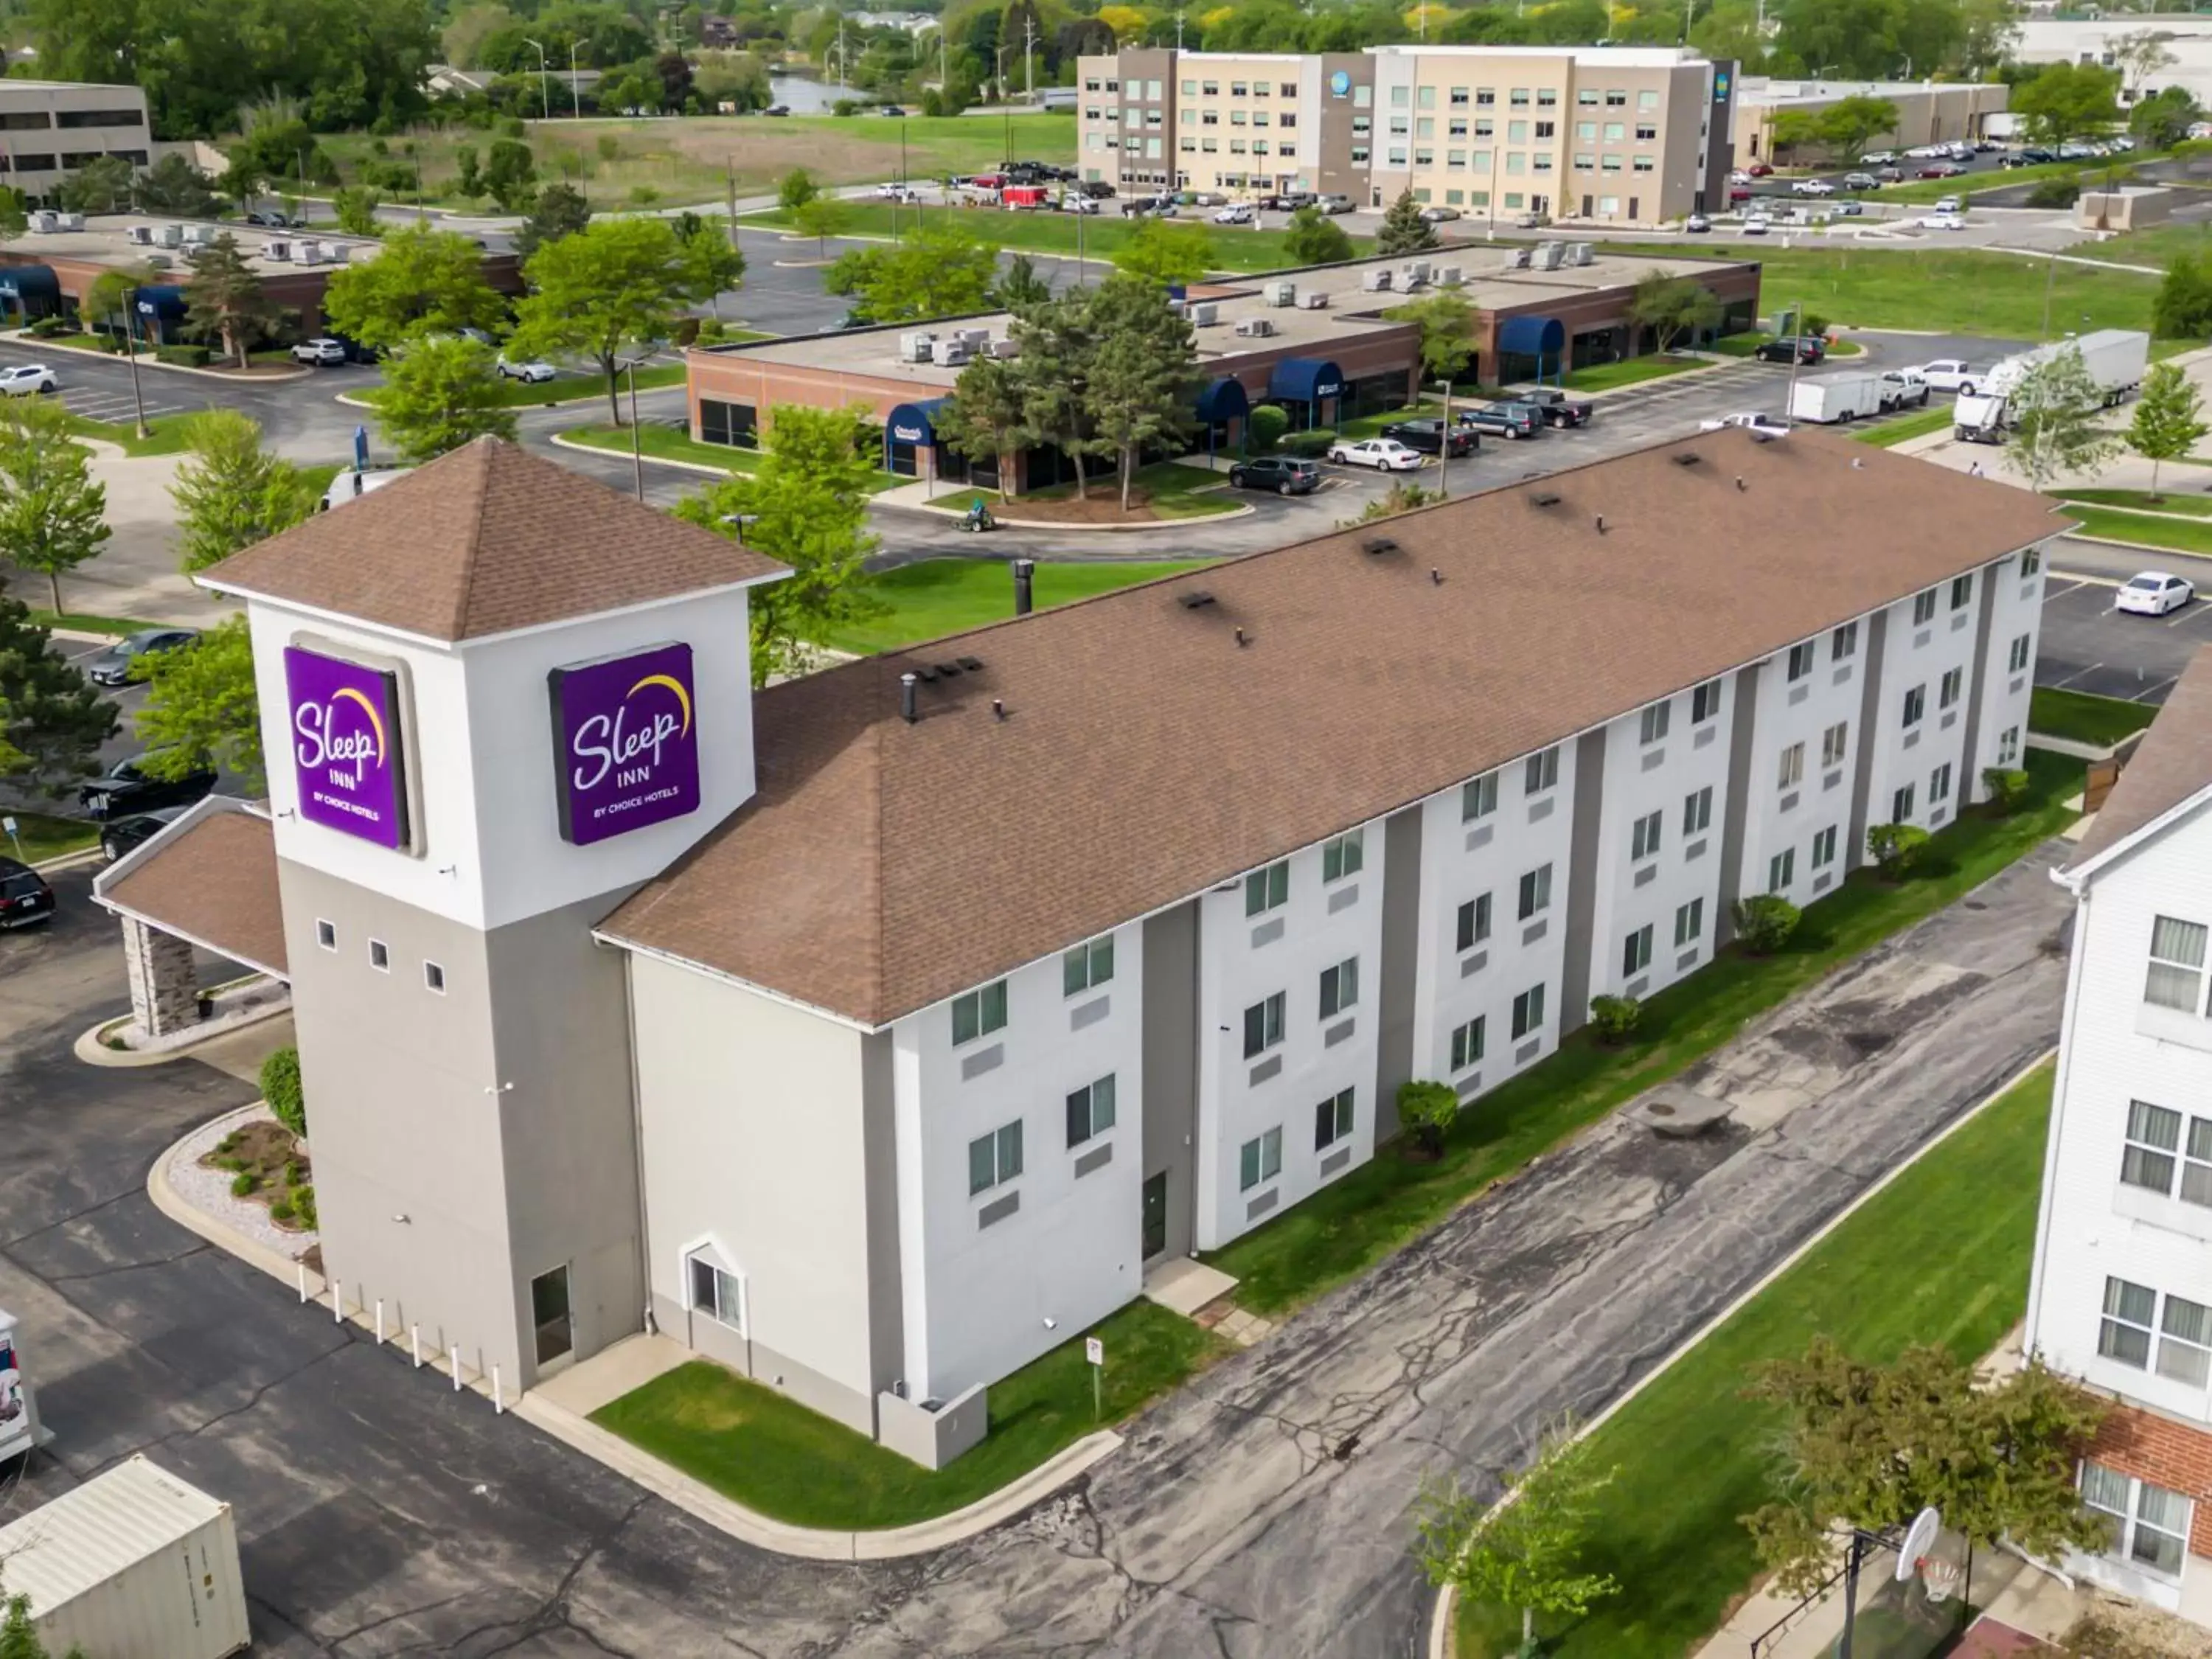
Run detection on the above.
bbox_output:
[1062,195,1101,214]
[291,338,347,366]
[2116,571,2194,616]
[1860,150,1896,165]
[1914,358,1978,393]
[1933,195,1963,213]
[496,355,557,383]
[1212,203,1255,225]
[1791,178,1835,196]
[1728,169,1753,185]
[1920,212,1966,231]
[1905,143,1947,159]
[1698,411,1792,439]
[1740,215,1770,236]
[0,363,56,395]
[1326,437,1425,472]
[873,181,917,198]
[1419,204,1463,222]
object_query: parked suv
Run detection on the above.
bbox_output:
[1755,335,1826,364]
[0,858,54,929]
[1458,402,1544,439]
[291,338,347,366]
[1225,456,1321,494]
[77,753,217,821]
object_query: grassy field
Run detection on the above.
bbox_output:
[63,414,199,457]
[1208,749,2081,1317]
[2030,685,2161,746]
[2056,485,2212,517]
[1608,243,2163,341]
[814,556,1214,654]
[1015,459,1239,518]
[592,1299,1225,1530]
[1455,1063,2054,1659]
[2065,216,2212,271]
[321,113,1075,210]
[2,810,100,863]
[1854,404,1953,448]
[2065,503,2212,556]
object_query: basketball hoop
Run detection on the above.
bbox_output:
[1918,1556,1963,1604]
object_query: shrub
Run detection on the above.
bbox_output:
[1247,404,1290,454]
[230,1170,260,1197]
[1733,894,1802,955]
[269,1197,296,1223]
[1587,994,1643,1044]
[694,316,728,344]
[1397,1079,1459,1158]
[156,344,212,367]
[292,1185,318,1230]
[1865,821,1933,879]
[261,1045,307,1138]
[671,316,701,347]
[1981,767,2031,813]
[1279,429,1335,458]
[832,98,859,117]
[25,315,72,338]
[2025,177,2081,209]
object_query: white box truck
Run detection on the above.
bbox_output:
[0,1455,249,1659]
[0,1307,36,1466]
[1788,368,1885,424]
[1955,328,2150,443]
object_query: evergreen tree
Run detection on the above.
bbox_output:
[0,396,109,615]
[1376,189,1440,257]
[1281,205,1355,268]
[1084,275,1198,510]
[990,252,1052,312]
[0,594,117,796]
[2129,361,2208,501]
[1015,288,1101,501]
[939,354,1032,501]
[183,232,277,369]
[515,181,592,259]
[169,411,318,574]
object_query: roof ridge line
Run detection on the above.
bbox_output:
[447,440,499,641]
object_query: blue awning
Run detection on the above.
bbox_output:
[1498,315,1565,358]
[1267,358,1343,404]
[133,284,187,319]
[0,263,58,302]
[1194,376,1249,423]
[886,397,948,447]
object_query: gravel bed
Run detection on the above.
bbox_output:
[164,1103,319,1260]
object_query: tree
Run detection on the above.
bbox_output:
[1732,894,1801,953]
[672,403,883,685]
[2111,29,2177,98]
[1084,275,1197,510]
[55,153,136,215]
[778,167,820,211]
[374,335,518,463]
[135,152,222,216]
[515,181,592,259]
[1396,1078,1458,1157]
[2014,62,2124,147]
[1745,1340,2110,1599]
[170,411,319,574]
[509,216,722,427]
[2129,363,2208,501]
[1282,204,1355,267]
[2003,343,2125,491]
[331,187,383,238]
[0,596,116,796]
[1387,290,1477,384]
[0,397,109,615]
[83,265,156,437]
[129,615,264,791]
[1111,218,1215,288]
[1417,1419,1621,1656]
[837,220,1001,325]
[654,49,695,106]
[2,1587,85,1658]
[791,195,852,258]
[1627,268,1725,355]
[183,233,278,369]
[1015,287,1102,500]
[2131,85,2200,150]
[1377,189,1440,257]
[321,226,507,354]
[939,353,1031,501]
[2154,252,2212,341]
[991,252,1052,312]
[483,137,538,213]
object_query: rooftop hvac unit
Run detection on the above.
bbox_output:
[956,327,990,347]
[987,337,1020,358]
[1360,268,1393,292]
[1531,241,1565,271]
[262,238,291,261]
[293,240,321,265]
[1265,280,1297,307]
[900,330,936,363]
[326,242,352,264]
[1189,301,1220,326]
[1405,259,1431,283]
[1233,316,1274,338]
[180,223,212,245]
[931,338,973,366]
[1436,265,1463,287]
[1566,242,1595,266]
[153,223,182,248]
[1506,246,1532,269]
[1301,291,1329,309]
[25,210,55,234]
[55,212,83,232]
[126,224,153,245]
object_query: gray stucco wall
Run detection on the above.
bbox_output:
[1372,805,1424,1143]
[1559,728,1607,1032]
[1141,900,1199,1263]
[1847,611,1890,871]
[1715,665,1761,945]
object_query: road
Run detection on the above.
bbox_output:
[2037,536,2212,706]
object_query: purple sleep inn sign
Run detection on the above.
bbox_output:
[550,642,701,846]
[285,645,410,849]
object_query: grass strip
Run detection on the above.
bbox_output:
[2030,684,2159,747]
[2,810,101,864]
[1854,405,1953,448]
[558,422,905,493]
[2065,504,2212,557]
[2054,486,2212,519]
[1208,749,2081,1317]
[1455,1062,2054,1658]
[28,610,172,636]
[1561,354,1705,392]
[813,556,1217,654]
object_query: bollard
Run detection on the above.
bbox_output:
[411,1324,422,1368]
[375,1299,386,1345]
[493,1365,503,1414]
[296,1264,307,1304]
[451,1346,462,1391]
[333,1280,344,1324]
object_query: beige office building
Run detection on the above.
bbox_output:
[1731,77,2011,163]
[0,80,153,197]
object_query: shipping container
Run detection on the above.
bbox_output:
[0,1455,250,1659]
[0,1307,36,1464]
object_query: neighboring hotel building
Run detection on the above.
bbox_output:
[0,80,152,197]
[1078,44,1737,226]
[136,432,2051,1467]
[2026,649,2212,1623]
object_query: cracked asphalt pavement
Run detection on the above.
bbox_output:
[0,845,2070,1655]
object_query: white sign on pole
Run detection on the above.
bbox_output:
[1085,1338,1104,1366]
[1,817,15,835]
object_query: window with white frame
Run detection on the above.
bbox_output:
[1622,923,1653,977]
[1239,1126,1283,1190]
[1692,678,1724,723]
[1930,762,1953,804]
[1811,824,1838,869]
[1997,726,2021,767]
[1315,1088,1354,1150]
[968,1119,1024,1195]
[1451,1015,1485,1071]
[687,1252,745,1330]
[1457,892,1492,952]
[1525,745,1559,793]
[1463,771,1498,821]
[1319,956,1360,1018]
[1769,847,1795,891]
[2081,1462,2189,1578]
[1912,588,1938,625]
[2161,1293,2212,1385]
[2008,633,2031,673]
[1892,784,1916,822]
[1631,808,1663,861]
[2023,546,2042,577]
[1820,720,1850,768]
[2120,1100,2212,1206]
[1778,741,1805,789]
[1786,641,1815,681]
[316,919,337,950]
[1639,700,1671,744]
[369,939,389,972]
[1064,934,1114,996]
[424,960,446,993]
[1245,860,1290,916]
[1832,619,1859,659]
[2146,915,2209,1013]
[1518,863,1553,920]
[1902,685,1926,728]
[1683,785,1712,836]
[1065,1074,1116,1147]
[1939,667,1964,710]
[2100,1276,2157,1368]
[1674,897,1703,945]
[1243,990,1287,1057]
[1324,829,1364,883]
[1951,572,1973,610]
[952,980,1009,1046]
[1512,982,1546,1039]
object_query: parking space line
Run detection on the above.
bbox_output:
[2050,570,2122,589]
[2045,661,2107,690]
[2164,604,2204,627]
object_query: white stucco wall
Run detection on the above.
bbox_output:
[1739,622,1868,908]
[1866,576,1983,839]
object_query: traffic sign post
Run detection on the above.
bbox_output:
[1085,1337,1104,1422]
[1,815,19,863]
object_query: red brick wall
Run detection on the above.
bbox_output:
[2090,1402,2212,1558]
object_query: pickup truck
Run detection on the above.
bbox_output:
[1458,402,1544,440]
[1879,368,1931,410]
[1516,388,1593,428]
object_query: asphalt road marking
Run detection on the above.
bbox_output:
[2045,661,2106,690]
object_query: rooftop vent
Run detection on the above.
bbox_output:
[956,654,984,671]
[1361,536,1399,555]
[934,661,964,677]
[1179,590,1217,610]
[1672,451,1702,466]
[1528,491,1562,508]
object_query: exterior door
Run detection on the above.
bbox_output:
[1628,196,1639,220]
[531,1265,573,1366]
[1142,1173,1168,1259]
[1581,193,1593,217]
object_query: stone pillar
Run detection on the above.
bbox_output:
[120,917,199,1038]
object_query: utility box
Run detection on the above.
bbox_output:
[0,1455,249,1659]
[0,1307,35,1465]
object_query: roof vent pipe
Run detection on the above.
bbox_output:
[993,698,1006,720]
[1012,557,1036,616]
[901,672,919,723]
[1594,513,1606,533]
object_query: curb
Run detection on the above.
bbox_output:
[32,846,103,874]
[341,380,684,414]
[73,994,292,1068]
[147,1102,324,1291]
[2066,531,2212,563]
[4,332,318,383]
[549,431,740,478]
[900,498,1257,532]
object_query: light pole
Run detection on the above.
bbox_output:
[1784,295,1807,423]
[620,352,647,499]
[525,38,552,122]
[1435,377,1452,495]
[569,42,582,118]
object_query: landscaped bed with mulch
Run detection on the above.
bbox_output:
[202,1119,318,1231]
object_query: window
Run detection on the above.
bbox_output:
[1451,1016,1486,1072]
[1604,88,1625,105]
[2122,1102,2212,1206]
[1477,86,1495,105]
[316,919,337,950]
[55,107,144,129]
[1245,860,1290,917]
[1242,990,1288,1058]
[2023,546,2042,577]
[1778,741,1805,789]
[2164,1293,2212,1385]
[1324,830,1365,883]
[1951,573,1974,610]
[952,980,1009,1046]
[1181,79,1196,96]
[1930,762,1953,804]
[1998,726,2020,768]
[1832,619,1859,660]
[1815,722,1848,771]
[1512,982,1546,1040]
[1639,700,1671,745]
[1315,1088,1354,1150]
[1510,87,1530,106]
[1632,809,1663,861]
[1065,1074,1117,1147]
[1319,956,1360,1018]
[1518,863,1553,920]
[968,1119,1023,1194]
[1691,678,1724,723]
[1578,88,1599,106]
[1573,152,1596,173]
[423,961,446,994]
[1939,667,1964,710]
[1538,87,1558,105]
[369,939,389,972]
[2008,633,2031,673]
[2147,915,2209,1012]
[2082,1463,2189,1577]
[688,1253,745,1330]
[1239,1126,1283,1190]
[1525,746,1559,793]
[1786,641,1815,681]
[1064,935,1114,995]
[1534,120,1556,139]
[1674,897,1703,946]
[2100,1275,2160,1368]
[1638,88,1659,109]
[1769,848,1795,891]
[1635,123,1657,142]
[1811,824,1838,869]
[1602,120,1625,141]
[1507,118,1528,143]
[1683,785,1712,836]
[1892,785,1916,823]
[1457,893,1492,953]
[1233,80,1248,97]
[1622,923,1652,977]
[1902,685,1926,728]
[1912,588,1938,625]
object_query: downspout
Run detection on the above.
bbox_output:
[620,948,659,1339]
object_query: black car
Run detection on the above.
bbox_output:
[83,627,200,688]
[1458,403,1543,439]
[1515,388,1593,428]
[0,858,54,928]
[77,754,217,821]
[762,104,790,116]
[880,105,907,116]
[100,804,190,863]
[1755,335,1826,365]
[1226,456,1321,494]
[1381,418,1476,457]
[1078,179,1116,199]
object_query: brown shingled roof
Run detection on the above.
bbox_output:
[199,438,785,643]
[101,809,288,977]
[2067,645,2212,873]
[599,429,2064,1027]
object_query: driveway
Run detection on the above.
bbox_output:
[2,824,2072,1652]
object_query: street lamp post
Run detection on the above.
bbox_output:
[569,42,582,118]
[1435,377,1452,496]
[623,356,646,499]
[525,38,552,122]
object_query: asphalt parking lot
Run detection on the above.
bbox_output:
[2038,539,2212,706]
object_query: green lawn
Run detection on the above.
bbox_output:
[559,421,907,493]
[1,810,100,864]
[1455,1062,2054,1659]
[1559,355,1705,393]
[1607,243,2164,341]
[2056,486,2212,518]
[1854,405,1954,448]
[2063,215,2212,271]
[2030,685,2159,747]
[27,610,161,636]
[591,1298,1225,1531]
[64,414,199,457]
[1014,459,1239,519]
[813,556,1216,654]
[2064,503,2212,557]
[1208,750,2081,1318]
